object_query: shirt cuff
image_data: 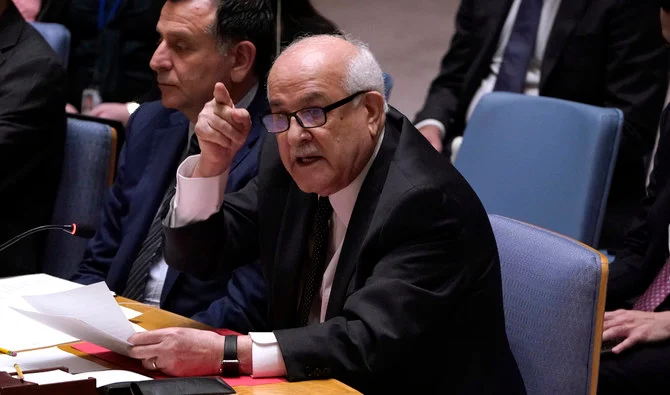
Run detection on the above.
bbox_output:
[248,332,287,378]
[168,155,229,227]
[415,119,446,140]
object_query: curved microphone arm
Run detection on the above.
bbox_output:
[0,224,84,253]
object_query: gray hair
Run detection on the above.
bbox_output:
[281,34,389,112]
[343,37,388,112]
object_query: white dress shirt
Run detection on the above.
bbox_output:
[142,84,258,307]
[415,0,562,139]
[169,129,385,377]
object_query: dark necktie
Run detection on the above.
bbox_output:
[122,134,200,301]
[296,196,333,326]
[493,0,544,93]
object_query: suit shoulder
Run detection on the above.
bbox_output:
[126,101,185,136]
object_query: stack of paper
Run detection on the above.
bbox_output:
[10,282,140,356]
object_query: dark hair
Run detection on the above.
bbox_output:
[274,0,340,46]
[216,0,275,78]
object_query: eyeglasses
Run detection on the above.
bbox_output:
[261,90,369,134]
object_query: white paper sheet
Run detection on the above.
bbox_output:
[22,282,135,341]
[0,275,86,350]
[10,308,134,356]
[22,369,152,387]
[11,282,138,356]
[0,347,108,374]
[0,274,82,300]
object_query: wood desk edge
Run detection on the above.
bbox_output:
[56,296,360,394]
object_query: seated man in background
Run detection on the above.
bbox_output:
[598,5,670,393]
[0,0,66,277]
[414,0,668,250]
[71,0,275,333]
[128,35,526,394]
[37,0,165,125]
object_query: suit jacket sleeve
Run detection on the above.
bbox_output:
[413,0,476,140]
[273,185,495,384]
[190,261,268,332]
[164,176,261,277]
[603,0,668,158]
[607,107,670,308]
[71,110,140,284]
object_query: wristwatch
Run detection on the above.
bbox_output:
[220,335,240,377]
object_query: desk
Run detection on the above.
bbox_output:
[59,296,360,394]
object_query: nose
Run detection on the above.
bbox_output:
[285,118,312,147]
[150,41,171,72]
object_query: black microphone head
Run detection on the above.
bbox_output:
[71,223,96,239]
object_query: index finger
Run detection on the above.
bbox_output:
[213,82,234,108]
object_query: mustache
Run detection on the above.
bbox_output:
[292,144,321,158]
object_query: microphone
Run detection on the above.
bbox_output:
[0,223,95,253]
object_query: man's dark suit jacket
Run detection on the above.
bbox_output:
[0,2,66,276]
[164,108,526,394]
[71,93,268,333]
[415,0,668,247]
[607,106,670,311]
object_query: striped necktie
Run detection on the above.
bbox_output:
[122,134,200,301]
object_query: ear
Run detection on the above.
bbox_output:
[229,41,257,83]
[362,91,385,138]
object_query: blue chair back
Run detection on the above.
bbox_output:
[455,92,622,247]
[42,118,118,279]
[489,214,607,395]
[29,21,70,68]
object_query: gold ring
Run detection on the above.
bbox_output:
[151,358,158,370]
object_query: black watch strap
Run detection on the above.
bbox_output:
[220,335,240,377]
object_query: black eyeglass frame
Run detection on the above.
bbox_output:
[261,90,370,134]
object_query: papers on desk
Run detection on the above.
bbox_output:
[0,274,143,351]
[0,347,108,374]
[10,282,140,356]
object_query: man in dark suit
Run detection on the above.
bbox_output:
[597,6,670,393]
[0,0,66,276]
[415,0,668,250]
[71,0,274,333]
[127,35,526,394]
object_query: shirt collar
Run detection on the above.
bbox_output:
[188,83,259,139]
[328,128,385,228]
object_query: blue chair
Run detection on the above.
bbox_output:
[29,21,71,68]
[455,92,623,247]
[490,214,608,395]
[42,118,118,279]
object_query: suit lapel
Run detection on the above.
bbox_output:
[0,2,23,66]
[461,0,515,108]
[271,185,317,328]
[229,87,268,173]
[133,111,188,303]
[540,0,588,89]
[325,126,400,319]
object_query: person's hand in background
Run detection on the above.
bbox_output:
[90,102,135,126]
[65,103,79,114]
